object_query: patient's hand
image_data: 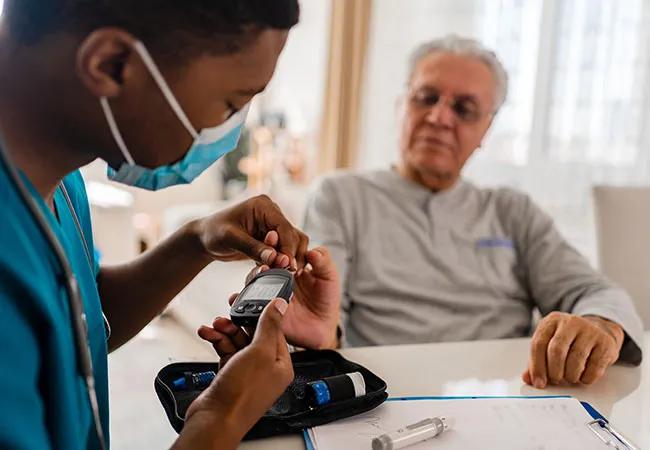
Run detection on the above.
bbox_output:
[197,244,340,365]
[522,312,625,388]
[281,246,340,349]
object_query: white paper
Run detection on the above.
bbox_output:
[308,397,609,450]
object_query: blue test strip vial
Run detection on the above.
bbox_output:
[172,371,216,391]
[305,372,366,407]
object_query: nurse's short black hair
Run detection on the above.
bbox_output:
[3,0,300,59]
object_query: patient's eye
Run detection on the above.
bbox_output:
[408,87,486,123]
[411,89,440,108]
[453,99,480,122]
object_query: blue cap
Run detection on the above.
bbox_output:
[172,377,187,390]
[172,371,216,391]
[309,380,331,406]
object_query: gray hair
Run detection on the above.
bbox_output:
[407,35,509,110]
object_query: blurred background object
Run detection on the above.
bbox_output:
[593,186,650,330]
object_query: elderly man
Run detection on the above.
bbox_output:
[303,35,643,389]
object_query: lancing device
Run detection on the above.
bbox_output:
[305,372,366,407]
[172,371,216,391]
[371,416,454,450]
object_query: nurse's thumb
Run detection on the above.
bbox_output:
[252,299,288,348]
[229,229,283,267]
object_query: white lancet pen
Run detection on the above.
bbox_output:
[371,416,454,450]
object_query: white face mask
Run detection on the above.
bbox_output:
[102,41,251,191]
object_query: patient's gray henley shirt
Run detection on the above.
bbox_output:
[303,169,643,364]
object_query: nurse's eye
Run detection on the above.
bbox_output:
[222,102,238,121]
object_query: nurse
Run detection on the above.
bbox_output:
[0,1,339,449]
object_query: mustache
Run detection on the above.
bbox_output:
[412,134,454,149]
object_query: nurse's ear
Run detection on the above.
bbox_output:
[75,28,138,99]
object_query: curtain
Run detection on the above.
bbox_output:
[545,0,650,166]
[318,0,373,172]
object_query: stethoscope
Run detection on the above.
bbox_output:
[0,141,107,450]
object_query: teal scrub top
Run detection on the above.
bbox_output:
[0,167,110,449]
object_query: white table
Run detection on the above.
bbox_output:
[241,332,649,449]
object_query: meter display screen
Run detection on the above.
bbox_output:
[239,276,286,301]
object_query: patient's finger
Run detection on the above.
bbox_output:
[212,317,250,350]
[528,320,558,388]
[581,344,614,385]
[564,334,595,384]
[305,247,336,279]
[546,325,578,384]
[197,325,239,358]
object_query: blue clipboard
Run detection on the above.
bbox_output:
[303,396,639,450]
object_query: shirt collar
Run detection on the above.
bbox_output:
[384,166,469,208]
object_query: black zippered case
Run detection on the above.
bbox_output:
[154,349,388,440]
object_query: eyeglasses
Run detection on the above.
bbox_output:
[407,87,493,123]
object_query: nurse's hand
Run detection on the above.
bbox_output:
[172,299,293,450]
[195,194,309,270]
[198,246,340,360]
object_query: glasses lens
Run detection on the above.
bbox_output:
[410,87,485,123]
[411,90,439,108]
[453,101,481,122]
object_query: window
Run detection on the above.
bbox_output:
[475,0,540,165]
[545,0,650,166]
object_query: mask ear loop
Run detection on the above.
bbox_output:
[100,97,135,166]
[133,41,199,140]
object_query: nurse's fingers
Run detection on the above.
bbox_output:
[265,231,279,247]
